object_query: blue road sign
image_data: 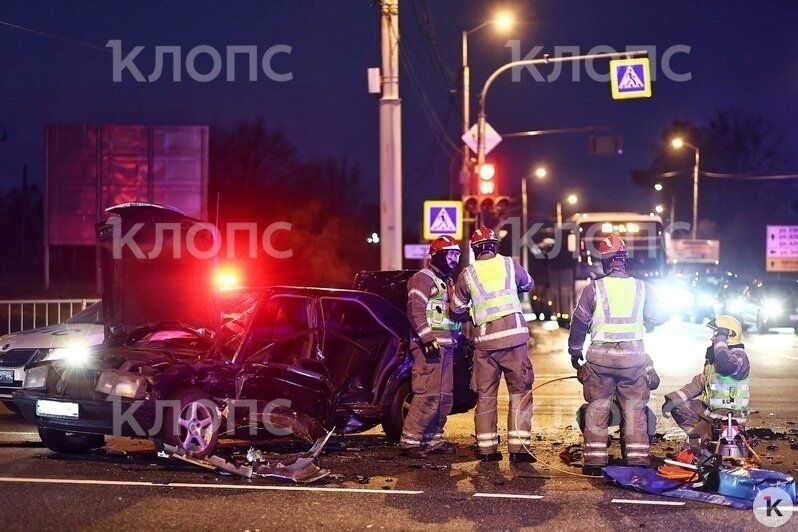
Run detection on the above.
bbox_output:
[610,58,652,100]
[423,200,463,240]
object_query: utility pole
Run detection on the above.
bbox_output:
[379,0,402,270]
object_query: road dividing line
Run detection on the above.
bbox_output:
[0,476,423,495]
[473,493,543,500]
[611,498,684,506]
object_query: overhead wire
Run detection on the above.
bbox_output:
[384,9,459,156]
[0,18,109,53]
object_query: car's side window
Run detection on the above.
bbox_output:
[243,296,313,362]
[320,298,390,390]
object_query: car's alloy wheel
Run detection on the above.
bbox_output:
[167,389,220,458]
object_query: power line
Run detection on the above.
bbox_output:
[0,19,109,53]
[385,12,459,155]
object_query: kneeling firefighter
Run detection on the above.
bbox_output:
[399,236,463,458]
[662,315,750,448]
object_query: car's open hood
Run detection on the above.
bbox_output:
[96,202,218,345]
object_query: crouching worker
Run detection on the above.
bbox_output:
[399,236,463,458]
[662,315,750,450]
[576,355,660,449]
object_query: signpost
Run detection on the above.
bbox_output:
[403,244,429,260]
[766,225,798,272]
[423,200,463,241]
[462,121,502,155]
[667,239,720,264]
[609,58,652,100]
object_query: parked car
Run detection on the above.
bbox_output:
[14,203,476,456]
[0,302,104,412]
[736,279,798,334]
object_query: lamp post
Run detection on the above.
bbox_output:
[671,137,700,239]
[476,50,648,168]
[556,194,578,226]
[521,166,547,274]
[461,12,515,196]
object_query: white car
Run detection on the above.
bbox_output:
[0,303,104,411]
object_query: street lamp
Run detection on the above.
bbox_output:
[461,12,516,194]
[556,194,578,226]
[655,204,664,214]
[654,183,663,191]
[534,166,547,179]
[671,137,700,239]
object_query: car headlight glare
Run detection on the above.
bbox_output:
[46,346,91,366]
[95,370,146,399]
[729,297,744,313]
[763,299,783,316]
[23,365,48,390]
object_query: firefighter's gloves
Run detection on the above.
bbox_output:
[423,340,441,360]
[713,327,731,341]
[568,347,584,370]
[661,399,674,419]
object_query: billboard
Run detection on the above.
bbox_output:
[46,125,208,246]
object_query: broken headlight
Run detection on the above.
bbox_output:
[23,365,48,390]
[95,370,146,399]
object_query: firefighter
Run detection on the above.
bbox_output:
[450,227,535,463]
[399,235,463,458]
[662,315,750,449]
[575,354,660,446]
[567,234,665,476]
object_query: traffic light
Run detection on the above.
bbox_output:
[477,163,496,195]
[463,195,479,215]
[494,196,510,216]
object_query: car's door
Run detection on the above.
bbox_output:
[234,294,334,437]
[319,297,398,405]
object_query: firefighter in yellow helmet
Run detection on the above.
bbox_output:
[399,236,463,458]
[567,234,667,476]
[450,227,536,465]
[663,315,750,449]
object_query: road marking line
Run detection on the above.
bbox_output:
[473,493,543,500]
[0,477,423,495]
[611,498,684,506]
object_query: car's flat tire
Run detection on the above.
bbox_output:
[165,389,221,458]
[38,427,105,453]
[382,380,412,443]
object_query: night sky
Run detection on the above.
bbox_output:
[2,0,797,230]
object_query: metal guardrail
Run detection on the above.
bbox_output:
[0,299,100,336]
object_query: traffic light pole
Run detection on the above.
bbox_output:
[475,50,648,167]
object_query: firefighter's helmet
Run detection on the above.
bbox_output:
[470,226,499,248]
[707,315,743,343]
[428,235,459,256]
[597,234,628,260]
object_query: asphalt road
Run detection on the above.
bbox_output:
[1,320,796,531]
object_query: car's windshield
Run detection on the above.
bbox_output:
[66,302,103,325]
[218,290,261,358]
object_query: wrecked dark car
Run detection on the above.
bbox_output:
[14,203,476,457]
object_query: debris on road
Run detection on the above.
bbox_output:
[161,429,334,483]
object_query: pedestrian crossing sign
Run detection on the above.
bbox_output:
[609,58,652,100]
[423,200,463,241]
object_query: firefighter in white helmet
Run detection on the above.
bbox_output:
[450,227,536,465]
[567,234,666,476]
[399,235,463,458]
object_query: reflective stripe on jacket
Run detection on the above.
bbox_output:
[464,256,522,326]
[702,364,750,413]
[416,268,460,346]
[590,277,645,343]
